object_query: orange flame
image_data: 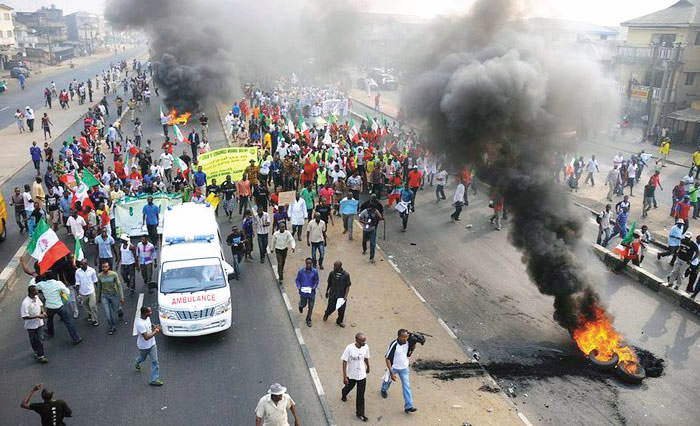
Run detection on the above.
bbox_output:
[168,108,191,126]
[572,304,639,373]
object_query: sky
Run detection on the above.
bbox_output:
[0,0,679,27]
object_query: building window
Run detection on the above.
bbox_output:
[652,33,676,47]
[5,30,10,38]
[696,32,700,45]
[3,13,9,20]
[686,72,697,86]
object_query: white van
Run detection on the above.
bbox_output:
[157,203,234,336]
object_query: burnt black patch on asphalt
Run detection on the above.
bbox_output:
[414,346,664,382]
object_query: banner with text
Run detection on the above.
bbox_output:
[114,193,183,237]
[198,147,258,183]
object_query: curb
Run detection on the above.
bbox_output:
[215,104,234,147]
[356,220,534,426]
[0,241,28,302]
[265,251,336,426]
[591,244,700,316]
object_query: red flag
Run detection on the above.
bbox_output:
[58,172,77,189]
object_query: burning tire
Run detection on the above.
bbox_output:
[615,361,646,384]
[587,349,619,371]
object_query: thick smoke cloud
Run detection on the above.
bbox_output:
[106,0,359,112]
[402,0,618,331]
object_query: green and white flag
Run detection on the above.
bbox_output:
[74,238,85,261]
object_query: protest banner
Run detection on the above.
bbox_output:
[278,191,296,206]
[114,193,183,237]
[198,147,258,183]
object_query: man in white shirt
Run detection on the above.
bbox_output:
[159,151,174,182]
[269,222,296,284]
[75,259,99,325]
[135,306,163,386]
[66,210,86,241]
[288,193,307,241]
[254,383,299,426]
[435,168,448,201]
[21,285,48,363]
[584,155,599,186]
[307,213,327,270]
[450,179,466,222]
[254,209,271,263]
[341,333,370,421]
[381,329,416,413]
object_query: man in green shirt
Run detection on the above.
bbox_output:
[300,183,315,222]
[36,272,82,344]
[690,182,700,219]
[97,261,124,335]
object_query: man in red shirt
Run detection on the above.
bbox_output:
[648,170,663,209]
[675,195,692,232]
[407,166,422,212]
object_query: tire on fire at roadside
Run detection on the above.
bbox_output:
[615,360,646,384]
[587,349,619,371]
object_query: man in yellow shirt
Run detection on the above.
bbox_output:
[692,149,700,179]
[659,138,670,167]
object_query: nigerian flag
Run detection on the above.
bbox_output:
[173,123,184,143]
[27,219,70,274]
[621,221,636,244]
[74,238,85,261]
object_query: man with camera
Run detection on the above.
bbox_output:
[380,329,417,413]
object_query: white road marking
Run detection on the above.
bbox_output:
[309,367,325,396]
[518,412,534,426]
[294,327,305,345]
[437,317,458,339]
[387,259,401,274]
[0,106,8,112]
[281,292,292,311]
[409,285,426,303]
[132,293,144,336]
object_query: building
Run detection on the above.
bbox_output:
[13,5,72,64]
[615,0,700,144]
[354,13,429,70]
[64,11,104,55]
[0,4,16,69]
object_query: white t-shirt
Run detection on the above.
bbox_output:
[75,267,98,296]
[160,153,173,170]
[23,192,34,211]
[330,169,346,183]
[20,296,44,329]
[387,339,410,370]
[66,216,86,239]
[135,316,156,349]
[341,343,370,380]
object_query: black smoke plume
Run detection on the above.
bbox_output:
[402,0,617,331]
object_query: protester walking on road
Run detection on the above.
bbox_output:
[11,186,28,233]
[21,384,72,425]
[36,272,82,344]
[142,196,160,246]
[339,193,359,240]
[255,383,299,426]
[643,182,655,217]
[658,220,684,266]
[41,112,53,140]
[15,108,25,132]
[341,333,370,422]
[97,261,124,335]
[95,228,116,269]
[584,155,599,186]
[270,221,295,284]
[254,208,271,263]
[135,306,163,386]
[596,204,612,245]
[667,231,698,290]
[75,259,99,326]
[118,234,138,293]
[137,236,157,293]
[324,260,351,327]
[289,192,307,241]
[296,258,319,327]
[226,226,246,280]
[435,167,448,201]
[381,329,417,413]
[605,166,620,201]
[359,204,382,263]
[307,213,327,269]
[30,141,42,175]
[21,285,48,363]
[25,106,35,132]
[450,178,466,222]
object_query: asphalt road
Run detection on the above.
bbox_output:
[377,181,700,425]
[0,100,326,425]
[0,47,148,274]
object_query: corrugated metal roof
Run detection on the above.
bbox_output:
[622,0,700,27]
[667,107,700,122]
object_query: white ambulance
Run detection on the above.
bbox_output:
[157,203,234,336]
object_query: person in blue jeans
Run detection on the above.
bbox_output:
[359,206,383,263]
[36,273,82,345]
[96,261,124,335]
[381,329,417,413]
[135,306,163,386]
[142,197,160,246]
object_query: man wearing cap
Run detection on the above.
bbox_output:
[245,159,260,186]
[255,383,299,426]
[75,258,99,326]
[658,220,684,265]
[668,231,699,290]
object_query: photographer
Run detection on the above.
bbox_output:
[380,329,417,413]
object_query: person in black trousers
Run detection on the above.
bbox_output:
[341,332,370,422]
[323,260,351,327]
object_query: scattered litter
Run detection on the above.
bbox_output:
[524,394,528,398]
[463,422,472,426]
[161,406,167,410]
[487,407,493,413]
[388,255,393,259]
[452,405,462,409]
[478,384,501,393]
[545,404,550,408]
[466,224,473,228]
[472,350,481,361]
[506,386,516,397]
[410,242,417,246]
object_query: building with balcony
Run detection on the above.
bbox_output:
[0,4,16,69]
[615,0,700,144]
[13,5,73,64]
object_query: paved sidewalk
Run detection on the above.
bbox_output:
[269,217,523,425]
[0,51,149,186]
[349,88,401,119]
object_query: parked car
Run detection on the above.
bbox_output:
[10,67,30,78]
[356,77,378,91]
[368,69,399,90]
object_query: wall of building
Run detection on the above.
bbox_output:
[0,7,15,48]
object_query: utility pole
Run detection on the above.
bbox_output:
[643,44,659,141]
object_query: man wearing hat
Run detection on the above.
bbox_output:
[668,231,699,290]
[254,383,299,426]
[245,159,260,186]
